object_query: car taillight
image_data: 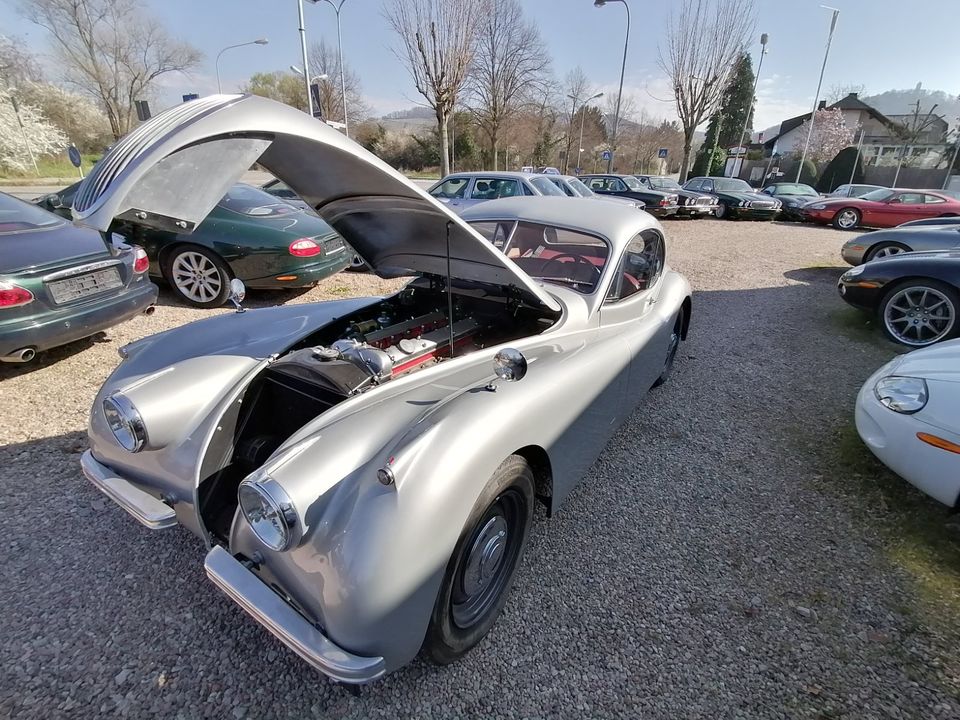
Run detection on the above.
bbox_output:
[133,247,149,274]
[0,282,33,308]
[289,238,322,257]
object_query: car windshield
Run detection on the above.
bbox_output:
[621,176,643,190]
[528,176,566,196]
[565,178,594,197]
[712,178,752,192]
[0,193,63,234]
[648,177,682,191]
[502,221,609,294]
[774,183,817,196]
[859,189,896,202]
[217,184,299,217]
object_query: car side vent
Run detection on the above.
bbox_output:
[73,96,241,214]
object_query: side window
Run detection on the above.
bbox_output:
[589,178,607,191]
[489,179,520,199]
[522,182,536,196]
[637,177,649,186]
[468,221,516,251]
[610,179,627,192]
[896,192,924,204]
[925,194,947,204]
[606,230,666,302]
[431,177,469,199]
[762,186,776,195]
[700,179,714,192]
[266,181,297,199]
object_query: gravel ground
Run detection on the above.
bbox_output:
[2,218,958,719]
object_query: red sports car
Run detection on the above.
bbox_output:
[802,188,960,230]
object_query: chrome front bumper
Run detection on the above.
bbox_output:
[80,450,177,530]
[204,546,386,684]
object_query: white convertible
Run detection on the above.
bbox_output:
[856,339,960,506]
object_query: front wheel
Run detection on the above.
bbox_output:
[714,203,728,219]
[162,246,232,307]
[865,242,910,262]
[423,455,535,665]
[833,207,861,230]
[879,279,960,347]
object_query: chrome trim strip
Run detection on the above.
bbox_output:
[204,546,386,684]
[43,259,123,283]
[80,450,177,530]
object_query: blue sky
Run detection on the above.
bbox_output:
[2,0,958,130]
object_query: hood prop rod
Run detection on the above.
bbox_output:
[445,220,455,359]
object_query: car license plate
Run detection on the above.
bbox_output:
[48,267,123,304]
[322,237,345,254]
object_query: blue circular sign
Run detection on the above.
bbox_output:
[67,146,82,168]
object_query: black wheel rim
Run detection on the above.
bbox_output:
[451,489,526,629]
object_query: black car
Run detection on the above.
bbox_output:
[578,174,679,218]
[682,176,781,220]
[760,182,820,221]
[838,250,960,347]
[634,175,718,218]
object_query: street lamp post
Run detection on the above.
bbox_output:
[215,39,269,94]
[290,67,329,117]
[795,6,840,182]
[315,0,350,137]
[734,33,768,178]
[297,0,314,116]
[594,0,630,173]
[576,92,604,174]
[564,93,578,174]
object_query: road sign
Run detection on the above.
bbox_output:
[657,148,668,159]
[182,93,199,102]
[134,99,151,121]
[601,150,612,161]
[67,146,82,167]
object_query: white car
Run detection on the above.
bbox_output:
[856,339,960,506]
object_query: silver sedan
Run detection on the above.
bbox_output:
[841,224,960,265]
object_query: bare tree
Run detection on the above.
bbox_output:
[309,38,370,127]
[658,0,755,181]
[0,35,43,87]
[384,0,486,176]
[467,0,549,170]
[561,67,591,173]
[21,0,201,140]
[826,82,867,104]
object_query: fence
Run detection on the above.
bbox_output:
[728,157,952,191]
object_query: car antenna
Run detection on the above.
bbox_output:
[445,220,455,359]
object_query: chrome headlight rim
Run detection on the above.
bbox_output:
[809,203,827,210]
[874,375,928,414]
[102,392,147,452]
[238,476,299,551]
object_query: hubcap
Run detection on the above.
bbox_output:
[884,286,955,346]
[872,245,904,259]
[172,251,223,303]
[838,210,858,228]
[451,489,525,629]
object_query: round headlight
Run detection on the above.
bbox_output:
[810,203,827,210]
[102,393,147,452]
[841,264,866,280]
[238,479,297,551]
[875,376,928,414]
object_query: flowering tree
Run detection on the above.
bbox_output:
[793,108,856,164]
[0,94,68,173]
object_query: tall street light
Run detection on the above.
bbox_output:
[594,0,630,173]
[314,0,350,137]
[795,6,840,182]
[215,39,269,93]
[297,0,314,116]
[576,92,604,174]
[734,33,768,178]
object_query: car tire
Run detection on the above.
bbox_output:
[714,203,728,219]
[162,245,233,308]
[423,454,535,665]
[865,242,910,262]
[653,308,685,388]
[878,278,960,347]
[832,207,861,230]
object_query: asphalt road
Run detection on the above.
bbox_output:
[1,218,958,718]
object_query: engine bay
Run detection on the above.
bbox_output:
[198,277,558,540]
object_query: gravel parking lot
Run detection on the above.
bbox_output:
[2,218,959,719]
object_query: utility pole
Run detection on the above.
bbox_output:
[7,94,39,175]
[796,6,840,182]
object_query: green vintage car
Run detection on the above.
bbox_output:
[35,182,351,307]
[0,192,157,363]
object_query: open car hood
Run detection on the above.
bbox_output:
[71,94,559,313]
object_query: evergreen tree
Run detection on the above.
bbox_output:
[816,146,865,193]
[692,53,755,176]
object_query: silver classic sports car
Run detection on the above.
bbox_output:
[74,95,692,685]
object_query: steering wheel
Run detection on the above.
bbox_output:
[539,253,602,281]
